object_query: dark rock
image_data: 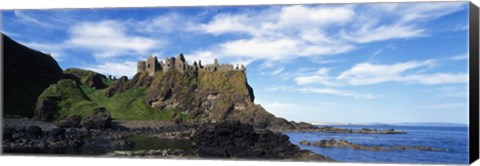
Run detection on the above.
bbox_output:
[315,126,406,134]
[113,139,135,150]
[3,127,15,141]
[33,96,61,122]
[192,121,332,160]
[3,34,63,118]
[104,76,129,97]
[49,128,66,141]
[27,126,43,139]
[12,132,26,139]
[392,145,446,152]
[56,115,82,128]
[80,108,112,130]
[299,139,385,151]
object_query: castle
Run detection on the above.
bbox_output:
[137,54,246,76]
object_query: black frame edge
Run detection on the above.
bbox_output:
[469,1,480,164]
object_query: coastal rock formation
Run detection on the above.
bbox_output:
[191,121,332,160]
[80,108,112,130]
[3,34,63,118]
[316,126,406,134]
[299,139,445,152]
[300,139,384,151]
[2,126,84,153]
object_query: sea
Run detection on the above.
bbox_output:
[283,125,469,164]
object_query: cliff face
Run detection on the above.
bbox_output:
[3,34,63,118]
[129,69,309,130]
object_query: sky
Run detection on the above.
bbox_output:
[1,2,470,124]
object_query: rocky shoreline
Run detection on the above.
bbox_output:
[299,139,446,152]
[2,118,333,161]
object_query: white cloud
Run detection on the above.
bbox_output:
[340,24,425,43]
[337,60,437,85]
[66,20,163,59]
[295,59,467,86]
[84,61,138,78]
[187,3,465,66]
[297,87,378,99]
[263,102,299,113]
[295,68,340,86]
[451,53,468,60]
[271,67,285,76]
[424,103,466,109]
[14,10,55,28]
[137,13,198,34]
[403,73,468,85]
[20,41,66,61]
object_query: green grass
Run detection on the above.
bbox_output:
[81,85,188,121]
[38,79,99,120]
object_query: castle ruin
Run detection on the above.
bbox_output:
[137,54,246,76]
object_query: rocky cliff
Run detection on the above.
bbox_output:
[3,34,315,131]
[3,34,63,118]
[104,68,315,130]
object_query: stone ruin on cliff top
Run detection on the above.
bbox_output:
[137,53,246,76]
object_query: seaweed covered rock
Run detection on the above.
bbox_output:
[80,108,112,130]
[192,121,332,160]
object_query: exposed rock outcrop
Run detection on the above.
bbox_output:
[191,121,332,161]
[104,76,129,97]
[299,139,446,152]
[3,34,63,118]
[315,126,406,134]
[300,139,385,151]
[64,68,108,89]
[80,108,112,130]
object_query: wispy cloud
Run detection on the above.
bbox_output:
[297,87,378,99]
[424,103,466,109]
[66,20,163,59]
[84,60,138,77]
[450,53,468,60]
[295,59,467,86]
[13,10,56,28]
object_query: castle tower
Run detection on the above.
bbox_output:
[137,61,146,73]
[163,57,175,73]
[175,53,187,73]
[146,55,161,76]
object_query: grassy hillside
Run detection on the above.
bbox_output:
[81,85,187,120]
[38,77,188,121]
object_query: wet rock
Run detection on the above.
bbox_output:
[315,126,406,134]
[3,127,16,141]
[27,126,43,139]
[80,108,112,130]
[299,139,385,151]
[113,140,135,150]
[392,145,446,152]
[49,128,65,141]
[192,121,332,160]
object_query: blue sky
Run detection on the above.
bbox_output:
[2,2,470,124]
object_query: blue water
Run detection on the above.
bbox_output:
[284,125,468,164]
